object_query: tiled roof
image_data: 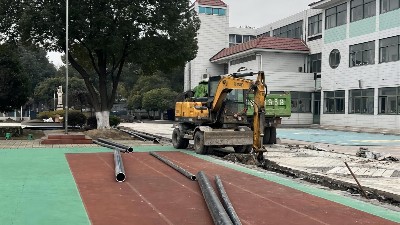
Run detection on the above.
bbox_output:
[196,0,227,7]
[210,36,309,61]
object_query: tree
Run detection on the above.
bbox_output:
[142,88,178,119]
[0,0,199,128]
[127,75,171,110]
[34,76,89,111]
[19,46,57,96]
[0,43,29,112]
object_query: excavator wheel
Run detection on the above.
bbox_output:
[172,128,189,149]
[233,145,252,153]
[194,131,208,154]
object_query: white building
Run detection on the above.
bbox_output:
[185,0,400,129]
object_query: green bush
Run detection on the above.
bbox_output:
[0,127,23,137]
[68,111,87,127]
[109,115,121,127]
[38,110,65,120]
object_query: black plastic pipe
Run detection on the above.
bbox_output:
[215,175,242,225]
[114,150,126,182]
[149,152,196,181]
[132,132,160,142]
[197,171,233,225]
[119,129,148,141]
[97,138,133,152]
[93,140,127,153]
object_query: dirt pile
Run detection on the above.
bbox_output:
[223,153,258,165]
[84,129,133,140]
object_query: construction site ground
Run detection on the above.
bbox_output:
[0,121,399,224]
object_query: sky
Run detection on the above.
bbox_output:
[47,0,316,67]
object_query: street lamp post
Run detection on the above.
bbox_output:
[65,0,69,134]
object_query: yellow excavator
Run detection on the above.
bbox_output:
[173,71,266,160]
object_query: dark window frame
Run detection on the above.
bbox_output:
[380,0,400,14]
[349,41,375,67]
[272,21,303,39]
[349,89,375,114]
[378,87,400,114]
[329,49,341,69]
[291,92,312,113]
[323,90,345,114]
[351,0,376,22]
[325,3,348,29]
[379,35,400,63]
[308,14,323,36]
[308,53,322,73]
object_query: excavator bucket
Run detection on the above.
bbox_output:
[203,129,253,146]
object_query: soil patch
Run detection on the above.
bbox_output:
[84,129,134,140]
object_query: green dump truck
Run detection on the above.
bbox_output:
[247,92,291,144]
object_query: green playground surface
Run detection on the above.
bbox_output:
[0,146,399,225]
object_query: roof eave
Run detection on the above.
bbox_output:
[211,48,310,63]
[309,0,346,9]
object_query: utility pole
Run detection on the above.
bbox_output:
[65,0,69,134]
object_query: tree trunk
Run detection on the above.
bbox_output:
[96,111,110,129]
[160,110,164,120]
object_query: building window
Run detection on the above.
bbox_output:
[272,21,303,39]
[308,14,322,36]
[291,92,312,113]
[349,41,375,67]
[379,87,400,114]
[324,91,345,114]
[308,53,322,73]
[198,7,226,16]
[230,55,256,66]
[257,31,270,38]
[326,3,347,29]
[379,35,400,63]
[351,0,376,22]
[229,34,256,46]
[380,0,400,13]
[329,49,341,69]
[349,89,374,114]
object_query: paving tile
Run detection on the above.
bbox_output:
[371,169,386,177]
[382,170,395,178]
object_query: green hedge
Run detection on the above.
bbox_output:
[0,127,23,138]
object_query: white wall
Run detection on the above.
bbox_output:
[229,27,257,36]
[185,3,229,90]
[320,1,400,129]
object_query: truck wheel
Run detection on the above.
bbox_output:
[172,128,189,149]
[234,145,252,153]
[268,127,277,144]
[263,127,271,144]
[194,131,208,154]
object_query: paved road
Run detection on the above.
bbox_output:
[278,128,400,146]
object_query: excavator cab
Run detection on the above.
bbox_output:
[207,76,248,126]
